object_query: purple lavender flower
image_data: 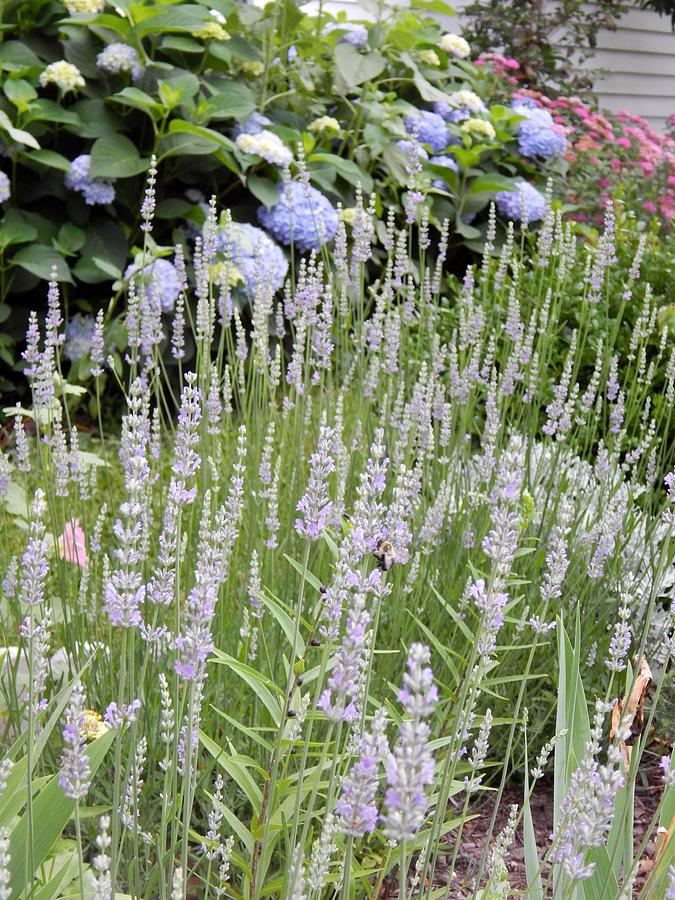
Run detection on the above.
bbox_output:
[171,372,202,501]
[395,140,428,161]
[468,579,508,659]
[18,490,49,608]
[19,612,51,716]
[65,155,115,206]
[347,429,389,558]
[104,380,150,629]
[382,643,437,839]
[550,700,624,881]
[295,423,335,540]
[174,579,217,680]
[104,698,141,730]
[59,680,91,799]
[318,591,370,722]
[336,709,388,836]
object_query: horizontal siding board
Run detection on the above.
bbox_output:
[596,93,672,115]
[585,3,673,32]
[593,29,675,53]
[588,48,675,76]
[593,71,675,95]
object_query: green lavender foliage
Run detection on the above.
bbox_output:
[0,190,672,898]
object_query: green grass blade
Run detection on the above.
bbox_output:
[8,729,114,898]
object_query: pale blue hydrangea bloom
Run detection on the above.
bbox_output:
[433,101,471,123]
[65,155,116,206]
[216,222,288,293]
[405,111,451,154]
[124,258,182,312]
[96,43,144,80]
[496,182,546,224]
[232,111,273,138]
[322,22,369,47]
[512,101,567,160]
[64,313,96,362]
[428,154,459,191]
[258,181,338,253]
[0,171,9,203]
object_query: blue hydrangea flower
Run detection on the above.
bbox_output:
[258,181,339,253]
[232,111,273,138]
[216,222,288,293]
[405,111,451,154]
[124,258,182,312]
[495,182,546,224]
[433,102,471,124]
[428,154,458,192]
[322,22,369,48]
[65,155,115,206]
[64,313,96,362]
[396,140,429,160]
[513,96,538,109]
[0,171,9,204]
[96,43,143,80]
[512,102,567,160]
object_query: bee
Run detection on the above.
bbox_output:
[81,709,109,741]
[373,540,396,572]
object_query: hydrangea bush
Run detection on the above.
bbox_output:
[0,173,672,897]
[0,0,567,390]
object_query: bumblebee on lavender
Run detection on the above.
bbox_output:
[373,540,396,571]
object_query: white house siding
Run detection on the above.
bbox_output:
[292,0,675,130]
[584,6,675,130]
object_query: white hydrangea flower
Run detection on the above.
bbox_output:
[64,0,105,12]
[195,21,230,41]
[241,61,265,77]
[96,43,143,79]
[235,130,293,166]
[419,50,440,66]
[39,61,85,92]
[448,89,485,113]
[440,33,470,59]
[308,116,340,135]
[461,118,496,141]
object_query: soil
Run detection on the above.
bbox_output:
[377,755,666,898]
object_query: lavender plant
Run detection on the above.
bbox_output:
[0,177,672,899]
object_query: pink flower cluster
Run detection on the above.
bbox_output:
[507,89,675,226]
[475,52,520,84]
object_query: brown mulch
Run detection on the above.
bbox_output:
[378,756,665,898]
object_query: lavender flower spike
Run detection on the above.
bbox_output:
[318,590,371,722]
[59,680,91,799]
[336,709,388,836]
[383,643,437,839]
[295,421,336,540]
